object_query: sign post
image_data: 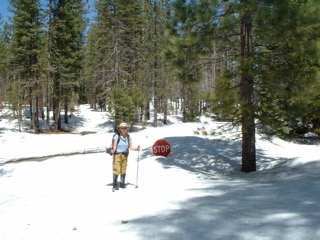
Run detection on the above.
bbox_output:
[152,139,171,157]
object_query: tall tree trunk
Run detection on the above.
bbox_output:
[29,99,33,129]
[145,99,150,120]
[46,88,50,131]
[163,96,168,124]
[53,73,61,131]
[53,98,61,131]
[46,0,52,132]
[64,99,68,124]
[153,97,158,127]
[35,96,39,131]
[39,93,45,120]
[240,10,256,172]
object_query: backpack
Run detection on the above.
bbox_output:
[106,133,130,156]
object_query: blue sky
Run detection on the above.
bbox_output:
[0,0,11,23]
[0,0,95,24]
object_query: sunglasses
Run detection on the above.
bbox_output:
[120,127,127,130]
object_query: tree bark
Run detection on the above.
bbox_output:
[64,99,68,124]
[240,10,256,172]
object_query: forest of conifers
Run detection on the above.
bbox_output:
[1,0,320,172]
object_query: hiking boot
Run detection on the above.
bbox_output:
[120,174,126,188]
[113,174,119,190]
[113,183,119,190]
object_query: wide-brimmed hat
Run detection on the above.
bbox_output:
[118,122,128,129]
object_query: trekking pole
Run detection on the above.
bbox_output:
[135,146,140,188]
[111,153,115,192]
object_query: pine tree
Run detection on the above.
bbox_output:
[94,0,145,130]
[82,23,101,108]
[0,20,11,103]
[167,0,320,172]
[140,0,180,126]
[50,0,86,130]
[9,0,43,132]
[84,0,181,128]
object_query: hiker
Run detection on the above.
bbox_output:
[110,122,140,190]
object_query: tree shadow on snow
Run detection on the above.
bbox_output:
[127,175,320,240]
[129,137,320,239]
[0,127,6,136]
[139,136,247,179]
[139,136,312,182]
[0,168,13,177]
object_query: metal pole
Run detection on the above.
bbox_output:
[112,154,115,192]
[135,147,140,188]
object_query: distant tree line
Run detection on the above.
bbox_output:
[0,0,320,172]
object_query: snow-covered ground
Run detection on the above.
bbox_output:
[0,104,320,240]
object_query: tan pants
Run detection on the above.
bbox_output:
[113,153,128,175]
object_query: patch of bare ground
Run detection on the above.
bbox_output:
[29,130,97,135]
[79,131,97,135]
[37,130,74,134]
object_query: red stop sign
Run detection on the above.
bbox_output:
[152,139,171,157]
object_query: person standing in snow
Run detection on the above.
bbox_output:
[110,122,140,190]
